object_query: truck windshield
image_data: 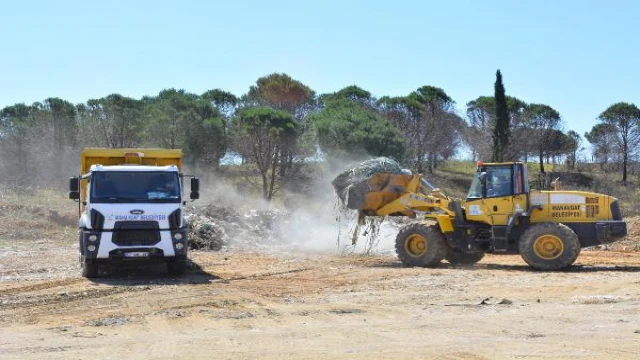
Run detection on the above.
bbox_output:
[91,171,181,203]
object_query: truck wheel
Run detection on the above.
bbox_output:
[395,224,447,267]
[445,250,485,265]
[519,223,580,271]
[167,258,187,276]
[81,256,99,278]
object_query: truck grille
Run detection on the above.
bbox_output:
[112,221,160,246]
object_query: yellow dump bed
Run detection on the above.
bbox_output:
[78,148,183,204]
[80,148,183,174]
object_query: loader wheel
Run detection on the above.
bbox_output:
[519,223,580,271]
[395,224,447,267]
[445,250,485,265]
[81,256,99,279]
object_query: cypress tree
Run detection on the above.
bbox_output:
[492,70,510,162]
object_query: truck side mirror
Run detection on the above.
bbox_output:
[69,177,80,200]
[190,178,200,200]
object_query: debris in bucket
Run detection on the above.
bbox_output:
[331,157,406,210]
[332,157,408,249]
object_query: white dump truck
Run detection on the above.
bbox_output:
[69,148,199,278]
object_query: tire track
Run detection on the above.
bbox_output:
[0,278,83,296]
[0,285,150,311]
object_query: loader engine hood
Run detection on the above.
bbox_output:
[529,190,622,222]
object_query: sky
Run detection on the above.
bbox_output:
[1,0,638,146]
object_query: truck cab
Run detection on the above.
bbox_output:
[69,148,199,278]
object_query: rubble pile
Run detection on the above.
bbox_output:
[185,204,284,252]
[187,214,226,251]
[613,216,640,251]
[331,157,405,209]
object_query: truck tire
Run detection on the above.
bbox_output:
[167,258,187,276]
[519,222,581,271]
[445,250,485,265]
[395,224,447,267]
[81,256,99,278]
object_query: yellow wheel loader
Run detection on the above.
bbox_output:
[345,162,627,270]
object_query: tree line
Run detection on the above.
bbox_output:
[1,71,639,198]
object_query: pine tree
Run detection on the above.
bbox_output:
[492,70,510,162]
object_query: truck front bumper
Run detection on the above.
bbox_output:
[80,228,188,260]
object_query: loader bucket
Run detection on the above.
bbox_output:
[344,173,414,211]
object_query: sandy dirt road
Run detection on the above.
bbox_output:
[1,246,639,360]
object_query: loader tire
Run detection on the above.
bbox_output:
[445,250,485,265]
[519,222,580,271]
[395,224,447,267]
[81,256,99,279]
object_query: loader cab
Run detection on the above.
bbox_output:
[465,162,529,226]
[467,162,529,200]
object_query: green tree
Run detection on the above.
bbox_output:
[242,73,316,175]
[310,98,406,162]
[41,97,77,151]
[320,85,374,108]
[595,102,640,183]
[492,70,510,162]
[0,103,35,179]
[244,73,315,118]
[232,107,300,200]
[523,103,562,173]
[378,86,460,173]
[465,95,526,161]
[565,130,581,170]
[77,94,144,148]
[0,100,78,185]
[143,89,227,166]
[585,123,618,167]
[201,89,238,119]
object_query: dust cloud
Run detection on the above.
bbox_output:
[189,157,404,256]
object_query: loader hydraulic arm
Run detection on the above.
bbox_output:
[367,174,455,218]
[372,189,454,218]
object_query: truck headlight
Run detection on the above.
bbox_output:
[174,232,183,241]
[88,234,98,242]
[87,245,97,252]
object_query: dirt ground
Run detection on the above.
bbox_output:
[1,241,639,359]
[0,197,639,360]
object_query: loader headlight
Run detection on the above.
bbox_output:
[174,232,183,241]
[87,245,97,252]
[175,242,184,250]
[88,234,98,242]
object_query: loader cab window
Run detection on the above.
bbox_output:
[486,167,512,197]
[466,173,484,199]
[513,164,527,195]
[466,165,514,200]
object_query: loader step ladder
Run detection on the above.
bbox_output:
[491,226,509,252]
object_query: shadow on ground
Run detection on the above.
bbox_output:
[365,260,640,272]
[88,259,220,285]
